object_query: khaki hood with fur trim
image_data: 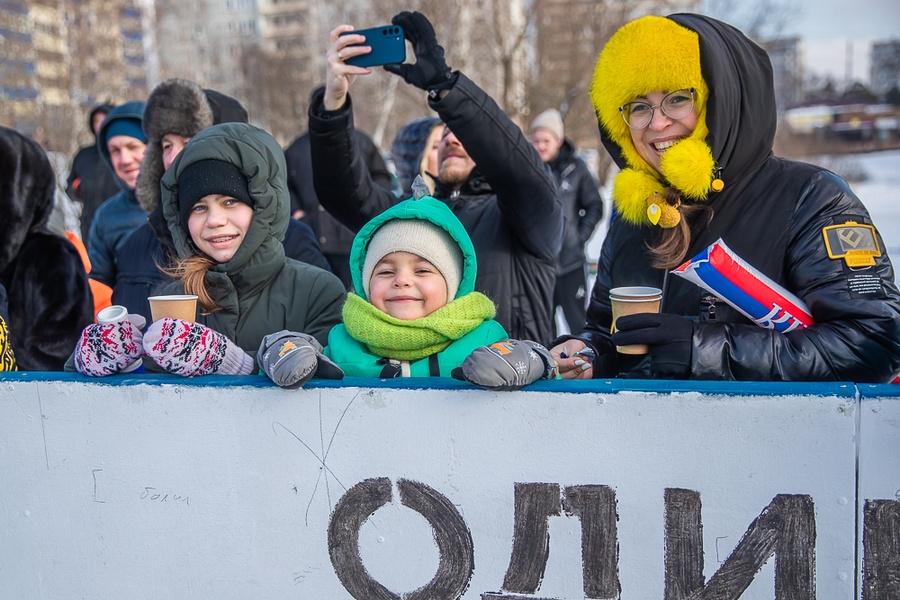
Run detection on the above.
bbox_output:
[160,122,290,274]
[591,13,777,228]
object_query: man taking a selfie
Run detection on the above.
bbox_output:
[308,11,562,345]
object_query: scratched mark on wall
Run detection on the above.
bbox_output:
[140,487,190,506]
[92,469,105,503]
[273,389,360,524]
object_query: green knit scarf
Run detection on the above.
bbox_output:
[342,291,497,361]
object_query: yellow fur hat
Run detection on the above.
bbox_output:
[591,15,716,228]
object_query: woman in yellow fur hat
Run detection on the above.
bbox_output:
[551,13,900,382]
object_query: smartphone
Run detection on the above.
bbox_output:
[340,25,406,68]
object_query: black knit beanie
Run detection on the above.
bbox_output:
[178,158,254,225]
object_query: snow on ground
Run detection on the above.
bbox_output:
[845,149,900,260]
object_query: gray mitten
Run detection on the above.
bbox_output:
[257,330,343,389]
[452,339,559,391]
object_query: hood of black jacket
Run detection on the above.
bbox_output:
[0,126,57,273]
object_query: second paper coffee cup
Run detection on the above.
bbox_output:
[609,286,663,355]
[148,295,198,323]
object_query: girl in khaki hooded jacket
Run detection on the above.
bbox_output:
[73,122,345,377]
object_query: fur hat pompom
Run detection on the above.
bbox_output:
[659,137,716,200]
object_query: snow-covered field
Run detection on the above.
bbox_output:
[845,149,900,260]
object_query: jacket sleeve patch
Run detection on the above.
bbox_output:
[822,219,881,267]
[823,217,887,299]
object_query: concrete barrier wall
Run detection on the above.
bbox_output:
[1,373,898,599]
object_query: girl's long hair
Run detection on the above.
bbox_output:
[163,254,221,314]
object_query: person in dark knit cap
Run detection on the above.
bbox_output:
[87,101,148,291]
[113,78,329,321]
[73,122,345,379]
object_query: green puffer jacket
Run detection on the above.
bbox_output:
[159,123,345,366]
[325,196,507,377]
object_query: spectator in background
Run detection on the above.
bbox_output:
[30,126,83,242]
[121,78,329,320]
[285,117,394,289]
[310,12,562,344]
[0,126,93,370]
[530,108,604,335]
[390,116,442,197]
[87,101,148,291]
[67,103,120,241]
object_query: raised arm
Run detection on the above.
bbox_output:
[385,11,562,262]
[308,25,398,233]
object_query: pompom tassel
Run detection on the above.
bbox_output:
[660,137,716,200]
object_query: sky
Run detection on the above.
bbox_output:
[703,0,900,85]
[787,0,900,84]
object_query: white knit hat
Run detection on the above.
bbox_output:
[362,219,463,301]
[530,108,564,141]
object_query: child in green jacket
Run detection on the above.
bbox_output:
[259,181,558,389]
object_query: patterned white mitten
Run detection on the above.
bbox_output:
[142,318,254,376]
[75,314,146,376]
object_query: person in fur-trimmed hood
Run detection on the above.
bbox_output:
[0,126,93,370]
[116,78,329,321]
[551,14,900,382]
[73,122,345,378]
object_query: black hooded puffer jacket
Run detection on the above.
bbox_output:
[0,126,93,370]
[574,13,900,382]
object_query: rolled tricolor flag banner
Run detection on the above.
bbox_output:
[672,239,814,333]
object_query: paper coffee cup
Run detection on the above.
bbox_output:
[609,286,663,355]
[96,305,144,373]
[148,295,198,323]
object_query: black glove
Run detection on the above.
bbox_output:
[451,339,559,391]
[611,313,693,379]
[384,11,457,92]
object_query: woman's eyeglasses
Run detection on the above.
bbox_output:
[619,89,695,130]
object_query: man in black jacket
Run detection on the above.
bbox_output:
[285,127,394,289]
[531,108,604,335]
[67,103,120,241]
[309,11,562,344]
